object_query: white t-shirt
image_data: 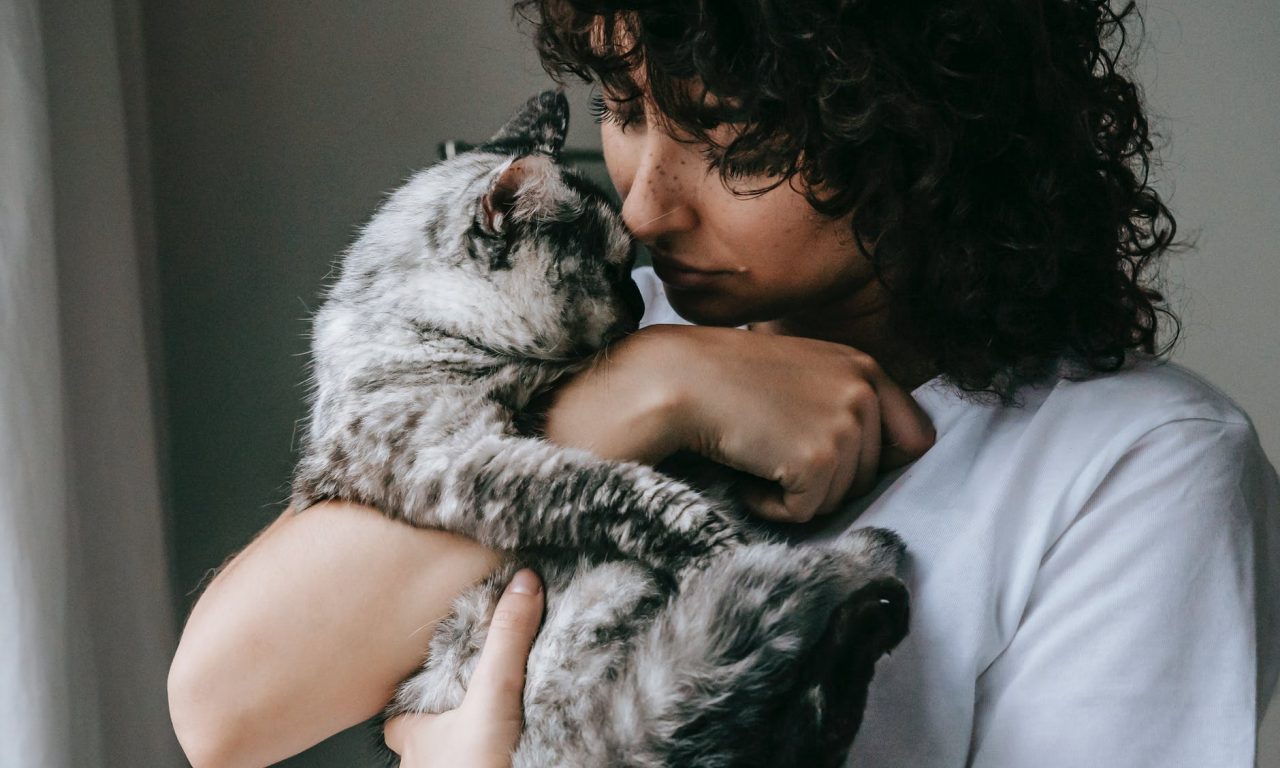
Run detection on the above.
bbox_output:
[635,266,1280,767]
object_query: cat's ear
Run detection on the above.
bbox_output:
[482,89,569,159]
[480,156,541,235]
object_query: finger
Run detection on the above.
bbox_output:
[814,454,856,517]
[716,458,801,522]
[463,568,545,725]
[862,365,935,470]
[843,391,883,503]
[811,447,855,518]
[809,386,876,514]
[384,712,439,756]
[719,441,811,523]
[774,433,846,524]
[738,479,796,523]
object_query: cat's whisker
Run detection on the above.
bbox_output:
[406,621,434,640]
[637,207,679,230]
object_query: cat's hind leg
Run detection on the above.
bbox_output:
[385,556,672,768]
[604,529,909,768]
[512,559,668,768]
[384,560,523,718]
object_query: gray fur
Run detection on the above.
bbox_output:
[293,90,910,767]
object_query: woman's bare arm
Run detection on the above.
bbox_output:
[167,325,931,767]
[167,501,502,768]
[165,354,683,768]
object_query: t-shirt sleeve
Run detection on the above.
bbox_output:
[633,266,694,328]
[967,417,1280,768]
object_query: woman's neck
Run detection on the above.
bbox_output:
[747,281,937,392]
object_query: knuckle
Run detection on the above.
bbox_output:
[830,409,862,440]
[839,347,874,373]
[859,351,885,376]
[898,424,937,456]
[774,461,802,490]
[840,379,875,410]
[803,444,836,470]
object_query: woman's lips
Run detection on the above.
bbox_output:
[650,253,732,289]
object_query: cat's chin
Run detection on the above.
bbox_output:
[569,333,634,360]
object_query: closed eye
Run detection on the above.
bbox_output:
[590,92,644,132]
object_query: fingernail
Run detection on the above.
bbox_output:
[508,568,541,595]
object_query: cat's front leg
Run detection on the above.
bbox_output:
[416,434,746,568]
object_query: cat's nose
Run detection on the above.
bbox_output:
[621,278,644,322]
[602,281,643,343]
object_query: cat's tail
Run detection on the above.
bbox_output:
[603,531,909,768]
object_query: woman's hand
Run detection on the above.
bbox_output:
[540,324,935,524]
[384,569,545,768]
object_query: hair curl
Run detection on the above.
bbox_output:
[515,0,1180,400]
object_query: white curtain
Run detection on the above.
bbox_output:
[1,0,181,764]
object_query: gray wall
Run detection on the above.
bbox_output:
[1138,5,1280,762]
[1141,4,1280,464]
[139,2,1279,765]
[141,1,599,763]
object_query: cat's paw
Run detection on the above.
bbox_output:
[833,526,907,579]
[665,493,747,544]
[805,576,910,767]
[625,493,747,570]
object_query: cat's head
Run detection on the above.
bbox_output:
[337,90,642,361]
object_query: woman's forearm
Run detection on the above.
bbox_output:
[167,501,502,768]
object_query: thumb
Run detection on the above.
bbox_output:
[463,568,545,725]
[736,475,811,523]
[383,711,440,757]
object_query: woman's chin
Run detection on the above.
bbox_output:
[663,289,759,329]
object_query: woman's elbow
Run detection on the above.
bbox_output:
[168,646,247,768]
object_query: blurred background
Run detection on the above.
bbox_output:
[1,0,1276,765]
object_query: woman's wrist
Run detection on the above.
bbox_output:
[540,325,694,466]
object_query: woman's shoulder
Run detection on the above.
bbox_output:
[919,358,1270,491]
[904,333,1256,436]
[910,358,1274,515]
[1013,357,1262,461]
[1045,357,1253,429]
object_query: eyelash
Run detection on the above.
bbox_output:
[589,92,755,180]
[589,92,644,130]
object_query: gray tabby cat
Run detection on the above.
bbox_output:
[292,90,910,767]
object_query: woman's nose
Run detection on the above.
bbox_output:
[620,131,698,243]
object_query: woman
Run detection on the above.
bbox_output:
[167,1,1280,766]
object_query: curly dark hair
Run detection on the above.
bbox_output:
[515,0,1179,399]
